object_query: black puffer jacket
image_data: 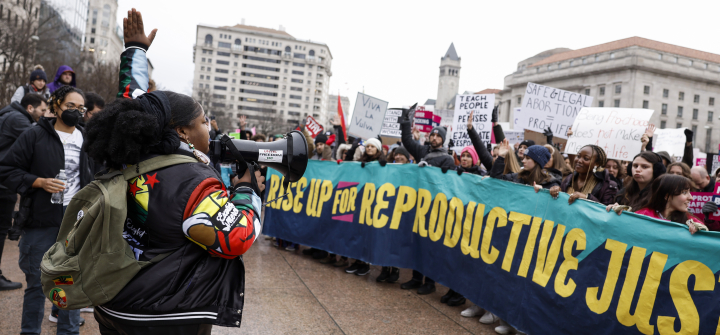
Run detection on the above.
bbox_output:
[0,102,36,190]
[489,156,560,189]
[400,121,455,170]
[560,169,618,205]
[0,117,93,228]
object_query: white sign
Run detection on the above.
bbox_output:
[449,94,495,152]
[518,83,593,139]
[504,130,525,145]
[348,92,388,140]
[565,107,654,161]
[380,108,402,138]
[653,128,687,158]
[513,107,523,130]
[259,149,283,163]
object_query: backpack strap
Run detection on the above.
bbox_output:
[122,154,199,181]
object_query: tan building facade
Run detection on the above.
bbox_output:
[495,37,720,153]
[84,0,122,64]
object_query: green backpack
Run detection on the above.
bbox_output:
[41,154,199,310]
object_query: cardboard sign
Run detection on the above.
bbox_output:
[305,115,322,138]
[653,128,687,158]
[380,109,402,138]
[504,130,525,145]
[348,92,388,140]
[565,107,654,160]
[450,94,495,152]
[518,83,593,139]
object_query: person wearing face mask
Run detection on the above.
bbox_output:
[0,85,92,334]
[549,145,618,205]
[11,65,51,103]
[604,159,626,189]
[609,174,707,234]
[47,65,77,94]
[607,152,666,213]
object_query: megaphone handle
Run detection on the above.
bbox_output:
[221,135,249,178]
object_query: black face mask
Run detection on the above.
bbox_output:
[60,109,82,127]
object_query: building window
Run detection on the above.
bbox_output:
[292,70,304,75]
[610,52,616,59]
[204,34,213,46]
[200,75,204,79]
[663,89,669,98]
[218,42,231,48]
[710,97,715,106]
[660,121,666,129]
[679,92,684,101]
[676,123,682,128]
[709,111,715,121]
[584,88,590,96]
[658,53,663,60]
[670,56,678,63]
[599,87,605,96]
[213,85,226,90]
[693,109,699,120]
[706,129,713,153]
[598,100,604,107]
[517,97,521,104]
[615,85,621,94]
[643,86,650,95]
[216,60,229,65]
[215,77,227,82]
[642,100,649,109]
[614,99,620,107]
[677,106,683,117]
[694,94,700,103]
[582,58,587,64]
[662,104,667,115]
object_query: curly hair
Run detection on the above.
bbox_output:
[48,85,86,114]
[85,91,202,169]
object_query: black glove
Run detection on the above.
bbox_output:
[448,139,454,148]
[491,105,499,123]
[396,103,418,124]
[543,127,553,145]
[685,128,694,143]
[350,137,361,150]
[702,201,718,215]
[441,167,449,174]
[487,143,492,152]
[379,159,387,166]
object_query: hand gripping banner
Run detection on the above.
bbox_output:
[264,160,720,335]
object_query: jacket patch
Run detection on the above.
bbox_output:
[52,275,74,285]
[50,287,68,308]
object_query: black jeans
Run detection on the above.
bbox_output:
[94,310,212,335]
[412,270,435,285]
[0,189,17,273]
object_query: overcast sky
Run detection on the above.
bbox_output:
[116,0,720,113]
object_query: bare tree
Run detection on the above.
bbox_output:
[0,0,43,105]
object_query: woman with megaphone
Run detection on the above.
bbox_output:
[84,9,264,334]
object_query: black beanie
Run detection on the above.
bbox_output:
[393,147,410,161]
[29,66,47,83]
[315,133,328,144]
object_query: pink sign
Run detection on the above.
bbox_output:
[690,192,714,221]
[696,158,707,167]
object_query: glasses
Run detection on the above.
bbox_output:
[62,103,87,114]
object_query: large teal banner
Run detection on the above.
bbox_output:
[264,160,720,335]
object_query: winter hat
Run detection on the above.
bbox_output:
[519,140,536,148]
[461,146,479,165]
[315,133,328,144]
[430,126,447,142]
[365,138,382,151]
[394,147,410,161]
[656,151,672,165]
[382,144,389,152]
[524,145,551,168]
[29,65,47,82]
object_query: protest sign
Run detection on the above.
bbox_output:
[380,109,402,138]
[696,158,707,168]
[707,153,720,176]
[504,130,524,145]
[450,94,494,152]
[690,192,716,220]
[565,107,654,160]
[518,83,593,139]
[348,92,388,139]
[304,115,322,138]
[265,161,720,335]
[653,128,687,158]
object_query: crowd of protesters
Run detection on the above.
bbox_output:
[0,8,717,335]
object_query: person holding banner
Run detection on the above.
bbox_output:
[464,110,505,173]
[543,145,572,181]
[490,140,559,191]
[399,112,455,171]
[550,145,618,205]
[608,152,666,212]
[604,159,626,189]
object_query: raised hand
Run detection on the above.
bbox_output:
[467,110,474,130]
[645,124,656,138]
[497,138,510,157]
[330,118,341,126]
[566,126,574,137]
[123,8,157,48]
[238,115,247,129]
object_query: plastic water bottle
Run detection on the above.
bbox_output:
[50,169,67,204]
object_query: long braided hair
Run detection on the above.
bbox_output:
[568,145,607,194]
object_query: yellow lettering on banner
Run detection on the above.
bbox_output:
[390,186,417,230]
[305,179,317,217]
[518,217,543,278]
[586,239,628,314]
[616,249,667,335]
[428,193,448,242]
[373,183,395,228]
[266,174,280,205]
[293,178,307,213]
[315,180,333,217]
[532,221,565,287]
[657,260,715,335]
[281,181,294,212]
[412,189,431,237]
[348,188,357,211]
[460,202,477,256]
[332,189,343,215]
[481,207,507,264]
[340,189,350,213]
[468,204,485,259]
[502,212,532,273]
[554,228,586,298]
[443,197,464,248]
[359,183,376,225]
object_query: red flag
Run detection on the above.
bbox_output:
[337,93,347,141]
